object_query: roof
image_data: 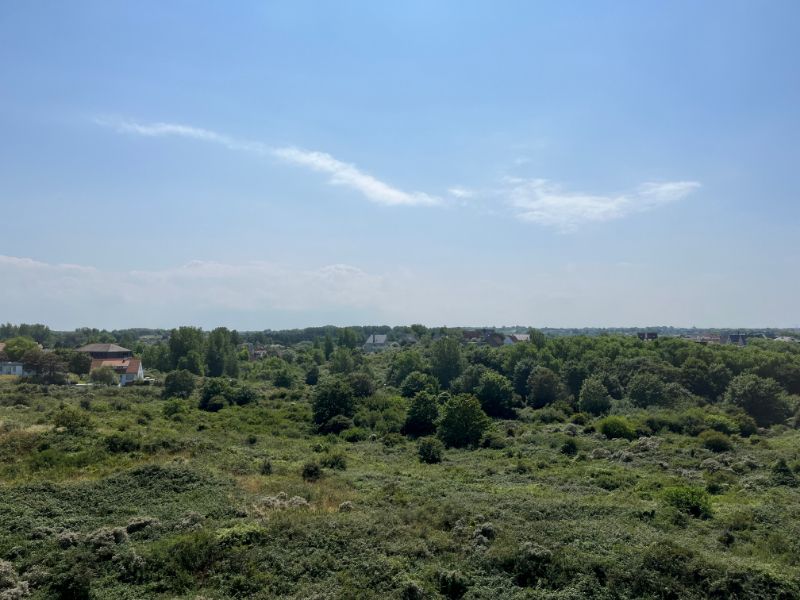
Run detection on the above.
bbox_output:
[365,334,388,345]
[78,343,132,353]
[91,357,142,375]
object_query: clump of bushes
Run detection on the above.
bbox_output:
[698,429,733,453]
[198,379,258,411]
[301,461,322,482]
[417,436,444,464]
[663,486,712,518]
[597,416,637,440]
[437,394,490,448]
[320,451,347,470]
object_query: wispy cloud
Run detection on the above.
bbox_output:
[96,118,440,207]
[505,178,701,232]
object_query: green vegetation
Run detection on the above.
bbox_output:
[0,327,799,597]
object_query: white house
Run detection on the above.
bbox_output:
[0,362,24,376]
[90,357,144,386]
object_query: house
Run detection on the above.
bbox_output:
[503,333,531,345]
[90,357,144,386]
[463,329,505,347]
[0,362,24,376]
[78,343,134,360]
[363,334,389,352]
[637,332,659,341]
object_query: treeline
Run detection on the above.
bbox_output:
[141,327,242,377]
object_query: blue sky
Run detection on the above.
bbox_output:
[1,1,799,329]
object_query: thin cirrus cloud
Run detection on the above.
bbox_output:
[505,177,701,232]
[96,118,439,207]
[97,118,699,228]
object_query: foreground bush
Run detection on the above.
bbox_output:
[698,429,733,452]
[597,416,636,440]
[312,376,355,426]
[663,486,712,518]
[417,436,444,464]
[163,370,195,399]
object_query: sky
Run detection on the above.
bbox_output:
[1,1,799,330]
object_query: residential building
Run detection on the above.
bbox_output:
[78,343,134,360]
[363,334,389,352]
[90,357,144,386]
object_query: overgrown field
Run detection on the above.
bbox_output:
[1,335,800,598]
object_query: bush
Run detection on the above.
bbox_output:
[162,370,195,399]
[301,461,322,482]
[105,433,141,453]
[560,438,578,456]
[403,391,439,437]
[53,406,92,434]
[321,451,347,470]
[437,394,490,448]
[663,486,712,518]
[627,372,669,408]
[417,436,444,464]
[436,569,469,599]
[597,416,637,440]
[198,378,230,411]
[228,385,258,406]
[474,370,514,417]
[348,371,376,398]
[90,366,118,386]
[340,427,369,443]
[698,429,733,453]
[320,415,354,434]
[259,459,272,475]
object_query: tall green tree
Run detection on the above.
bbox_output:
[430,336,464,389]
[437,394,490,448]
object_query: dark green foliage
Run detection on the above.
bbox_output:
[105,433,141,453]
[321,451,348,470]
[272,364,294,388]
[597,416,636,440]
[198,378,256,410]
[321,414,354,434]
[90,365,117,386]
[772,458,797,486]
[437,394,490,448]
[400,371,439,398]
[474,370,514,417]
[512,358,536,396]
[259,459,272,475]
[450,364,487,395]
[53,406,93,434]
[436,569,469,599]
[305,364,320,385]
[725,373,790,426]
[387,350,426,387]
[663,486,712,518]
[417,436,444,464]
[578,376,612,415]
[560,438,578,455]
[527,366,564,408]
[348,371,376,397]
[430,336,464,388]
[498,541,553,587]
[627,372,670,408]
[66,350,92,375]
[698,429,733,452]
[301,461,322,481]
[403,391,439,437]
[2,336,37,361]
[205,327,239,378]
[168,326,205,373]
[163,370,195,399]
[312,376,355,426]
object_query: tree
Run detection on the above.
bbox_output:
[474,370,514,418]
[90,366,118,386]
[199,378,231,411]
[4,336,37,361]
[348,371,376,397]
[66,351,92,376]
[400,371,439,398]
[163,370,196,399]
[417,436,444,464]
[312,376,355,426]
[512,359,536,396]
[528,328,547,349]
[430,337,464,389]
[168,327,204,371]
[626,372,670,408]
[403,391,440,437]
[437,394,490,448]
[22,349,67,384]
[330,347,357,374]
[450,364,487,395]
[527,366,564,408]
[387,350,426,387]
[578,376,612,416]
[724,373,790,427]
[323,334,334,360]
[205,327,238,377]
[337,328,360,350]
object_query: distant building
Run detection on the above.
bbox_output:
[503,333,530,345]
[363,334,389,352]
[0,362,24,376]
[78,343,134,360]
[90,357,144,386]
[637,332,659,341]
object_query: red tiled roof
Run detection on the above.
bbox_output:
[90,358,142,375]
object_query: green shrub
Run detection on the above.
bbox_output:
[403,391,439,437]
[320,414,354,434]
[400,371,439,398]
[90,366,118,386]
[560,438,578,456]
[698,429,733,452]
[301,461,322,482]
[53,406,93,434]
[340,427,369,443]
[597,416,636,440]
[437,394,490,448]
[105,433,141,453]
[436,569,469,599]
[312,376,355,426]
[663,486,712,518]
[417,436,444,464]
[162,370,195,399]
[321,451,347,470]
[259,459,272,475]
[725,373,790,427]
